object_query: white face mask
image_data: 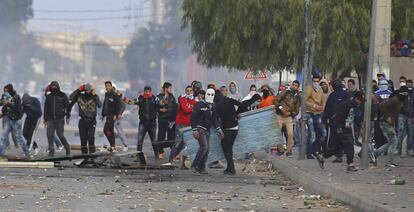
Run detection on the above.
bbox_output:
[400,82,406,87]
[206,89,215,103]
[313,82,320,91]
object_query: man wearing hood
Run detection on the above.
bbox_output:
[44,81,71,157]
[69,83,102,155]
[373,86,409,167]
[320,80,331,106]
[305,75,325,159]
[124,86,159,166]
[0,84,30,157]
[22,93,42,155]
[190,89,223,175]
[242,84,258,101]
[258,84,276,109]
[318,79,358,171]
[347,79,358,98]
[228,81,242,102]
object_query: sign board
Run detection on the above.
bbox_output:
[183,106,282,164]
[244,70,268,80]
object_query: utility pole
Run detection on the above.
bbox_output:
[361,0,378,169]
[299,0,311,160]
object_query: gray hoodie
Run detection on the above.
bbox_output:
[228,81,242,102]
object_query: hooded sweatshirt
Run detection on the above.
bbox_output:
[22,93,42,119]
[322,83,351,127]
[2,86,23,121]
[176,95,197,126]
[228,81,242,102]
[44,81,70,122]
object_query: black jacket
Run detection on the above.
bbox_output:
[44,91,70,122]
[133,94,158,122]
[2,91,23,121]
[22,94,42,119]
[157,93,178,122]
[69,90,102,119]
[190,100,221,132]
[216,96,241,129]
[102,91,121,118]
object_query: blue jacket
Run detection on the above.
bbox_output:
[22,96,42,119]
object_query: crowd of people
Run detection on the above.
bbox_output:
[391,38,414,57]
[0,73,411,174]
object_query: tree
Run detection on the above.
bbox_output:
[182,0,414,77]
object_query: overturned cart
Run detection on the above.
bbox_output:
[3,151,174,170]
[183,105,283,164]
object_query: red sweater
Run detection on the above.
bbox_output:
[176,96,196,126]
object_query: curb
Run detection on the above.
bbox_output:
[267,156,390,212]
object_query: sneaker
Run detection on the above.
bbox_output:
[223,170,236,175]
[208,163,225,169]
[199,169,208,175]
[347,165,358,172]
[56,145,64,152]
[32,147,40,156]
[191,167,202,176]
[332,157,343,163]
[316,154,325,169]
[385,163,398,168]
[162,162,172,166]
[369,152,377,166]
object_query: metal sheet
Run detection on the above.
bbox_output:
[183,106,283,164]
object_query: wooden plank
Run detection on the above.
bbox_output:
[184,106,283,164]
[0,162,54,169]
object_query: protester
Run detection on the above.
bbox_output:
[114,86,128,151]
[396,79,410,156]
[69,83,102,155]
[220,86,228,97]
[318,79,358,171]
[373,86,409,167]
[102,81,122,151]
[320,79,331,104]
[258,84,275,108]
[44,81,71,157]
[192,80,203,97]
[238,94,261,113]
[157,82,178,159]
[228,81,242,101]
[242,84,258,101]
[305,75,325,159]
[407,79,413,90]
[22,93,42,155]
[125,86,159,165]
[0,84,30,157]
[190,89,223,175]
[274,80,301,157]
[167,85,196,169]
[1,87,18,149]
[347,79,358,98]
[373,79,392,149]
[215,87,241,175]
[407,85,414,155]
[44,84,64,152]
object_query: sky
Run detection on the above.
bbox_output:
[28,0,151,38]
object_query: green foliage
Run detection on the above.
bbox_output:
[182,0,414,74]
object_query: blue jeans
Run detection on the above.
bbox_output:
[397,114,409,153]
[306,113,325,155]
[2,116,17,147]
[169,124,187,162]
[192,129,210,171]
[0,119,30,156]
[375,122,397,163]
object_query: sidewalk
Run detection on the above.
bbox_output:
[266,152,414,212]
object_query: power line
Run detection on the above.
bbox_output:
[33,6,154,13]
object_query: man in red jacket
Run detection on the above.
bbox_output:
[167,85,196,169]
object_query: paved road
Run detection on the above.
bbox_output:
[0,155,352,212]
